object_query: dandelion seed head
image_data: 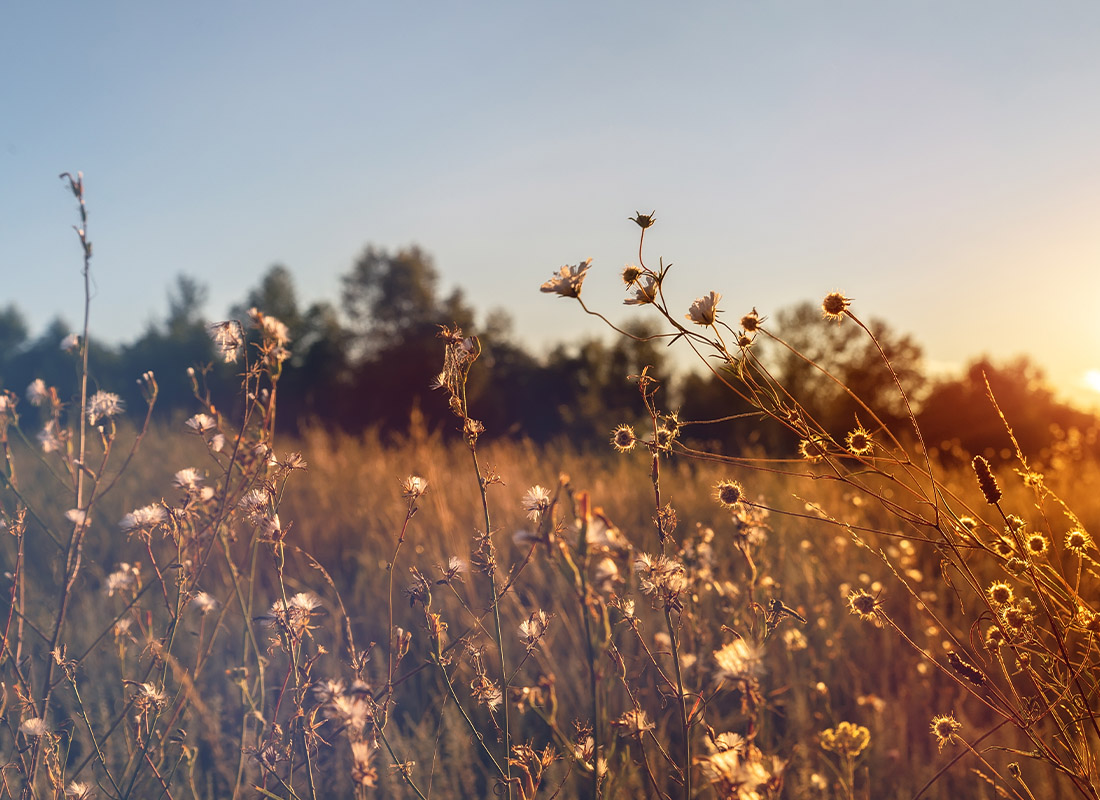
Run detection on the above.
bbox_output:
[522,485,552,521]
[20,717,48,737]
[208,320,244,363]
[173,467,203,491]
[120,503,167,534]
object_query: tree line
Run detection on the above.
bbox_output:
[0,244,1094,460]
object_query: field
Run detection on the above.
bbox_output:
[3,198,1100,800]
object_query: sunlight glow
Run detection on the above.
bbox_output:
[1084,370,1100,394]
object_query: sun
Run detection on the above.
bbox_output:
[1085,370,1100,394]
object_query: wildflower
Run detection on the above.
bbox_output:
[1025,533,1049,557]
[522,485,552,521]
[713,638,765,681]
[26,379,48,407]
[191,591,218,615]
[65,782,93,800]
[351,740,378,787]
[620,264,643,285]
[173,467,203,492]
[540,259,592,298]
[714,479,746,509]
[798,436,828,463]
[972,456,1002,504]
[401,475,428,500]
[847,589,879,621]
[987,581,1014,606]
[249,308,291,345]
[1066,529,1092,554]
[845,425,873,456]
[438,556,466,583]
[37,421,64,453]
[119,503,167,534]
[610,423,637,452]
[20,717,48,737]
[268,592,323,640]
[84,390,123,426]
[106,562,141,597]
[930,713,962,751]
[635,553,687,598]
[984,626,1006,650]
[1000,604,1031,632]
[135,682,168,712]
[60,333,80,352]
[185,413,216,434]
[518,610,551,649]
[630,210,656,229]
[821,291,851,322]
[686,291,721,326]
[624,277,658,306]
[612,708,654,739]
[740,308,762,333]
[820,721,870,758]
[238,489,272,522]
[208,320,244,363]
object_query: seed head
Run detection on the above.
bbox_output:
[847,589,879,621]
[86,391,124,426]
[845,426,873,456]
[621,264,643,285]
[714,479,745,509]
[522,485,552,521]
[930,714,961,751]
[987,581,1014,606]
[972,456,1001,504]
[610,424,637,453]
[1025,533,1048,557]
[1066,529,1091,554]
[821,291,851,322]
[740,308,762,333]
[630,211,656,229]
[799,436,828,463]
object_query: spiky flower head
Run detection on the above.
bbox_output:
[740,308,762,333]
[987,581,1014,606]
[799,436,828,463]
[540,259,592,298]
[821,291,851,322]
[630,210,656,229]
[620,264,643,285]
[686,291,721,326]
[1025,533,1049,557]
[714,479,745,510]
[610,424,637,453]
[845,426,873,456]
[1066,529,1091,554]
[847,589,879,621]
[930,714,962,751]
[612,708,655,739]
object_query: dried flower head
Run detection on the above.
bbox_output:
[173,467,203,492]
[1025,533,1049,557]
[613,708,655,739]
[610,423,637,453]
[740,308,762,333]
[522,485,552,521]
[401,475,428,500]
[38,421,64,453]
[712,637,764,681]
[60,333,80,352]
[191,591,218,615]
[64,781,93,800]
[86,391,124,425]
[972,456,1001,505]
[799,436,829,463]
[686,291,721,326]
[26,379,48,407]
[518,609,551,649]
[847,589,879,621]
[845,426,873,456]
[208,320,245,363]
[930,714,962,751]
[1066,529,1091,554]
[630,210,656,229]
[540,259,592,298]
[714,479,745,509]
[987,581,1014,606]
[185,413,217,434]
[20,717,49,738]
[820,721,870,758]
[821,291,851,322]
[624,277,658,306]
[620,264,643,285]
[119,503,167,534]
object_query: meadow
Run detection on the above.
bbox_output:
[2,183,1099,799]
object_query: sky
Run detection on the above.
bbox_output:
[3,2,1100,405]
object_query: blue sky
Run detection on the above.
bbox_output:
[4,3,1100,403]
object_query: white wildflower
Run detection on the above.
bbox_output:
[26,379,48,407]
[85,391,124,425]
